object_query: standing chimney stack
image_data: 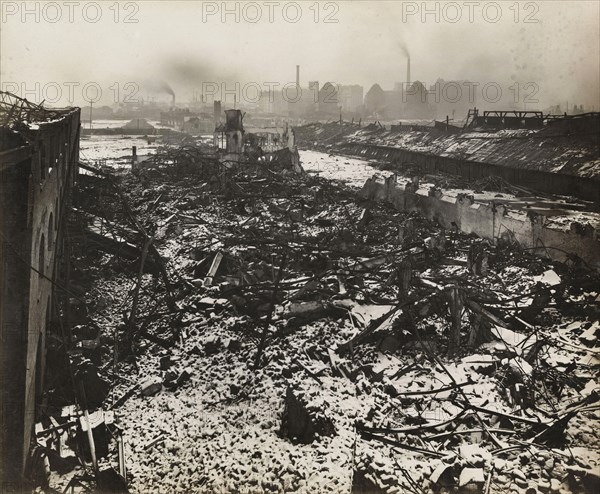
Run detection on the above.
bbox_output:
[296,65,300,89]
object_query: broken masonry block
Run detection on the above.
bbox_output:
[379,474,398,488]
[159,355,172,370]
[163,370,179,390]
[280,387,335,444]
[281,367,295,378]
[428,186,443,199]
[457,193,475,205]
[287,300,325,316]
[284,301,346,327]
[459,468,485,488]
[227,338,242,352]
[176,367,193,387]
[140,376,162,397]
[163,367,193,391]
[223,275,241,286]
[204,336,221,355]
[431,464,456,488]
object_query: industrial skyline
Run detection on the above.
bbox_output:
[1,1,599,109]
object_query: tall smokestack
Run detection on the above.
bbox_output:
[296,65,300,89]
[214,100,221,124]
[407,55,411,84]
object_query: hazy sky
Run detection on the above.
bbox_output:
[1,0,598,109]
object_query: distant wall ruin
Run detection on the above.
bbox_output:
[361,174,600,269]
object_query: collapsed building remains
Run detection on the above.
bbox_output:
[57,139,599,494]
[1,96,599,493]
[214,109,302,173]
[296,112,600,202]
[296,113,600,269]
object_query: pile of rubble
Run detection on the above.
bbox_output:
[37,144,600,494]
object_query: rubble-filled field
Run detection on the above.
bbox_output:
[40,146,600,494]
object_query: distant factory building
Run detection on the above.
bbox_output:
[338,85,364,113]
[318,82,340,117]
[364,84,386,115]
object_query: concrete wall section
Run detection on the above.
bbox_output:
[361,175,600,269]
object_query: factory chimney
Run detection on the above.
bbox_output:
[407,55,411,85]
[296,65,300,89]
[214,100,222,125]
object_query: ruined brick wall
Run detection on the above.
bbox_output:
[0,108,80,485]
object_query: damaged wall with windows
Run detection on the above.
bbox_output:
[0,92,80,484]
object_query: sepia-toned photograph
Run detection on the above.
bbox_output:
[1,1,599,492]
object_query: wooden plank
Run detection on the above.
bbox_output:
[203,251,224,287]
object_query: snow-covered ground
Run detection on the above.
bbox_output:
[79,138,600,236]
[88,119,171,129]
[45,143,600,494]
[299,150,600,232]
[80,135,161,166]
[300,150,389,188]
